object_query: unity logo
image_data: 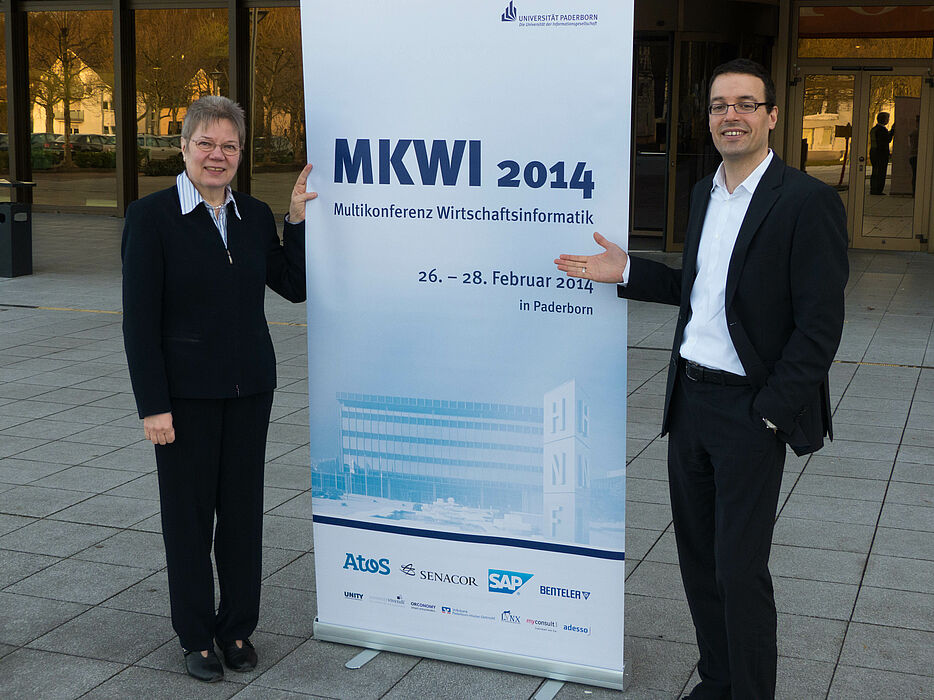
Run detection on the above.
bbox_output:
[502,1,518,21]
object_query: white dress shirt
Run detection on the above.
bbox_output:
[678,150,774,374]
[176,171,241,247]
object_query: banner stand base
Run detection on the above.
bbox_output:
[345,649,380,669]
[533,680,565,700]
[314,619,624,691]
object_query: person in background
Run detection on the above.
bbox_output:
[869,111,893,195]
[122,95,316,683]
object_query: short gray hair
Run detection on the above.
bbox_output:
[181,95,246,146]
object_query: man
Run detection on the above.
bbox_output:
[869,112,893,195]
[555,58,848,699]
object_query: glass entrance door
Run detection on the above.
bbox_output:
[795,69,930,250]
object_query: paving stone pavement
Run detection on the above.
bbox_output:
[0,213,933,699]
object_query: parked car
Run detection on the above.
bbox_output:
[72,134,109,152]
[137,134,181,163]
[31,133,65,151]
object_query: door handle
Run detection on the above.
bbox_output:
[858,156,865,163]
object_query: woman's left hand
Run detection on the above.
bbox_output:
[289,164,318,223]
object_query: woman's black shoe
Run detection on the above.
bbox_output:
[216,637,258,672]
[183,648,224,682]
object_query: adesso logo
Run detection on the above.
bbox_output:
[342,553,390,575]
[501,1,518,21]
[489,569,533,594]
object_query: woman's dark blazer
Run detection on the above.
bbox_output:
[122,185,306,419]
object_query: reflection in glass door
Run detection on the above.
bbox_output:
[858,75,923,249]
[800,74,855,216]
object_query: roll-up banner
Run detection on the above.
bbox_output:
[301,1,632,689]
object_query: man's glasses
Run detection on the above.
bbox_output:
[708,102,770,116]
[192,139,241,156]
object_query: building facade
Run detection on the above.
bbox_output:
[0,0,931,252]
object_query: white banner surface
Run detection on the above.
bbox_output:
[301,1,633,688]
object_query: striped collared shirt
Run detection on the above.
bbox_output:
[176,171,242,247]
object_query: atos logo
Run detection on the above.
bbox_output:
[501,1,518,21]
[489,569,533,594]
[343,553,390,575]
[501,610,521,624]
[400,563,416,576]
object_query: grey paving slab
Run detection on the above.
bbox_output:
[891,460,934,486]
[100,570,171,617]
[624,561,686,601]
[256,585,317,639]
[80,665,245,699]
[266,464,314,491]
[12,438,116,466]
[6,557,150,605]
[0,434,47,459]
[30,464,139,493]
[853,587,934,632]
[771,516,875,553]
[624,593,695,645]
[50,493,160,528]
[230,687,324,699]
[0,483,90,517]
[773,576,859,620]
[833,407,907,429]
[0,457,66,485]
[29,606,176,664]
[263,547,303,581]
[792,473,889,501]
[775,658,835,700]
[82,443,155,472]
[65,424,146,447]
[625,477,670,505]
[827,665,932,699]
[873,526,934,561]
[0,512,34,537]
[263,514,314,552]
[811,438,899,462]
[776,613,847,664]
[268,492,312,520]
[0,518,119,557]
[104,472,159,500]
[0,591,90,645]
[263,552,316,592]
[768,545,867,585]
[625,527,665,562]
[74,529,168,571]
[896,444,934,465]
[0,647,126,699]
[0,548,60,587]
[878,502,934,533]
[0,417,90,440]
[804,454,895,480]
[253,639,420,699]
[621,636,697,694]
[780,493,882,526]
[886,480,934,508]
[839,622,934,678]
[642,530,679,565]
[382,657,544,700]
[623,501,672,531]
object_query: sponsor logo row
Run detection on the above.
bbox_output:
[343,554,591,601]
[343,590,590,634]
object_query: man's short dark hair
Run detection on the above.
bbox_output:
[708,58,776,110]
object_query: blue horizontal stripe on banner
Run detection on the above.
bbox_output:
[312,514,625,561]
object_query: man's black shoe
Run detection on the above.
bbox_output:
[183,648,224,682]
[216,637,258,672]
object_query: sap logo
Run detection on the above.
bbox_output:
[489,569,533,594]
[342,553,390,575]
[563,623,591,635]
[501,1,518,21]
[400,563,416,576]
[334,139,481,187]
[343,591,364,601]
[501,610,521,624]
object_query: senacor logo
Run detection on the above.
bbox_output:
[501,610,521,624]
[400,563,416,576]
[343,553,390,575]
[343,591,364,601]
[540,585,591,601]
[441,606,452,614]
[501,1,518,21]
[419,570,478,586]
[563,623,591,635]
[489,569,533,594]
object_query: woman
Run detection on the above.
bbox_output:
[122,96,316,682]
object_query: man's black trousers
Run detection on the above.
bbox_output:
[668,369,786,700]
[154,391,273,651]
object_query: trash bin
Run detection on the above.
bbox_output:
[0,180,36,278]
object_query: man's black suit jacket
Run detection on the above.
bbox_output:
[619,155,849,456]
[122,186,306,419]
